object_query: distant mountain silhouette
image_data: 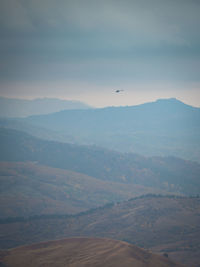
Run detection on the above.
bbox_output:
[26,98,200,134]
[0,97,91,117]
[1,98,199,161]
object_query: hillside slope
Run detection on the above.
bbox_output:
[0,161,163,218]
[0,237,184,267]
[0,196,199,266]
[0,128,200,195]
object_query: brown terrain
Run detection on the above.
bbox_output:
[0,161,166,218]
[0,237,185,267]
[0,196,199,266]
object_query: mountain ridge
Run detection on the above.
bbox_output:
[4,97,198,162]
[26,97,200,116]
[0,97,91,118]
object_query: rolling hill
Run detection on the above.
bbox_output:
[0,127,200,195]
[0,237,184,267]
[0,161,164,218]
[2,97,198,162]
[0,196,199,266]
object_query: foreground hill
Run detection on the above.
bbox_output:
[3,98,198,161]
[0,97,91,117]
[0,161,162,218]
[0,196,199,266]
[0,128,200,195]
[0,237,184,267]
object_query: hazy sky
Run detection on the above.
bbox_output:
[0,0,200,107]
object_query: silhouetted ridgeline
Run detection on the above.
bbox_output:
[0,97,91,117]
[1,98,199,161]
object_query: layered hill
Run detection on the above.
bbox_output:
[0,161,162,218]
[0,97,91,117]
[0,237,184,267]
[0,196,199,266]
[1,98,199,161]
[0,128,200,195]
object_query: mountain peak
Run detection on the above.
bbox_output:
[153,98,197,110]
[155,98,182,104]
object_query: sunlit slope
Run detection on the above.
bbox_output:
[0,237,184,267]
[0,196,199,266]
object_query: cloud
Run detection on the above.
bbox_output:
[0,0,35,32]
[0,0,200,103]
[1,0,200,42]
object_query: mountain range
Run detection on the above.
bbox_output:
[1,98,199,161]
[0,97,91,117]
[0,98,200,267]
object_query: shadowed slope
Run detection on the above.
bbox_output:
[0,237,184,267]
[1,128,200,196]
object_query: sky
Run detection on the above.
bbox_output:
[0,0,200,107]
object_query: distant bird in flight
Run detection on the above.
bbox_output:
[115,89,124,93]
